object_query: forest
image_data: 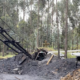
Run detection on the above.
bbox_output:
[0,0,80,58]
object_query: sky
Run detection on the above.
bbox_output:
[19,0,62,21]
[54,0,61,4]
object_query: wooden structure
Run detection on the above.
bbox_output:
[33,49,47,61]
[46,54,54,65]
[43,40,49,47]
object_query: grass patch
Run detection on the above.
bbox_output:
[0,54,15,59]
[34,47,76,58]
[67,53,76,58]
[38,47,55,51]
[31,47,55,54]
[54,52,76,58]
[54,53,58,55]
[62,52,76,58]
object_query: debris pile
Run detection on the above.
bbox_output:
[0,50,78,80]
[32,48,47,60]
[60,68,80,80]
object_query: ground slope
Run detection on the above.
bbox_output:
[0,54,78,80]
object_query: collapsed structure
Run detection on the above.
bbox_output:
[0,26,47,65]
[0,19,79,80]
[33,49,47,60]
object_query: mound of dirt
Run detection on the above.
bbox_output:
[60,68,80,80]
[0,54,77,80]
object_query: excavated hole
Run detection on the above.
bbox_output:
[37,53,46,61]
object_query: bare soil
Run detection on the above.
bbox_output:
[0,74,47,80]
[0,54,78,80]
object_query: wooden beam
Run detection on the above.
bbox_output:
[46,54,54,65]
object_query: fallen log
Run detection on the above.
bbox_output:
[15,77,21,80]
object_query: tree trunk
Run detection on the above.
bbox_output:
[56,0,60,58]
[64,0,68,58]
[17,0,19,22]
[46,0,50,42]
[0,44,1,52]
[41,11,43,47]
[77,36,78,50]
[52,0,54,26]
[2,44,5,56]
[36,0,40,48]
[51,0,54,49]
[23,0,25,20]
[30,2,33,50]
[22,0,25,47]
[72,39,73,50]
[36,30,39,49]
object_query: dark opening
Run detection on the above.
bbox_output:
[77,57,80,61]
[33,49,47,61]
[37,53,46,61]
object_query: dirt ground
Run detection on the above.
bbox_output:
[0,54,78,80]
[0,74,48,80]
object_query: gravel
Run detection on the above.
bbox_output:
[0,54,78,80]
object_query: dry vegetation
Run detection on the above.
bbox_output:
[60,68,80,80]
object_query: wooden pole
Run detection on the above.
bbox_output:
[46,54,54,65]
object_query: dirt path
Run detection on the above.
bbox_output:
[0,74,48,80]
[50,50,80,53]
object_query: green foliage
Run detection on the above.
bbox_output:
[19,0,26,10]
[38,47,55,51]
[70,45,80,50]
[67,53,76,58]
[0,54,15,59]
[38,0,46,10]
[77,24,80,36]
[0,0,80,56]
[28,10,41,29]
[19,20,27,28]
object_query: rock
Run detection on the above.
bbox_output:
[51,71,57,75]
[18,70,23,75]
[13,68,19,74]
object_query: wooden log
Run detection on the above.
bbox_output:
[46,54,54,65]
[35,52,40,60]
[15,77,21,80]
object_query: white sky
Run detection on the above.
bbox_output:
[54,0,61,4]
[19,0,62,21]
